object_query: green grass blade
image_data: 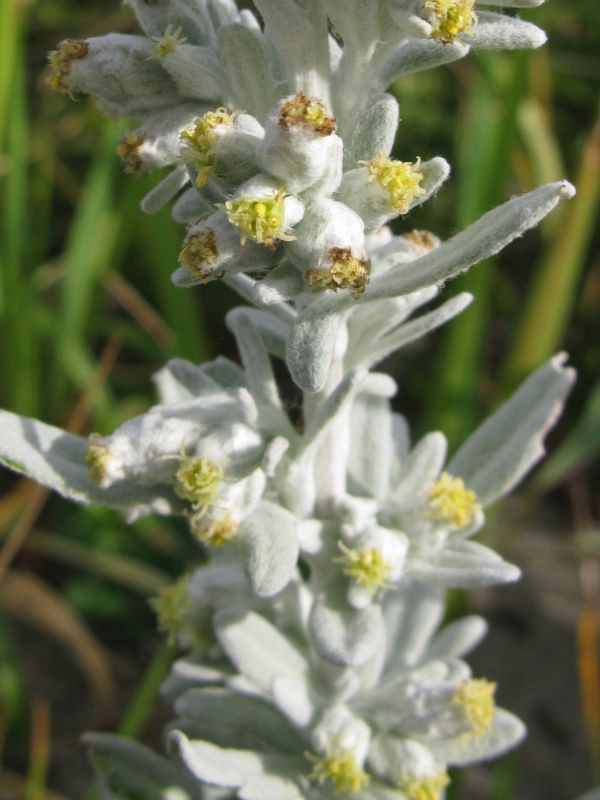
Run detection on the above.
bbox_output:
[50,121,122,415]
[503,111,600,390]
[425,52,528,447]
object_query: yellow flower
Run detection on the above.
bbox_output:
[360,153,425,214]
[307,247,371,298]
[308,747,370,794]
[424,0,477,42]
[428,472,479,528]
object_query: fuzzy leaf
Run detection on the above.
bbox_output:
[173,688,304,754]
[429,708,526,765]
[0,411,174,514]
[389,432,447,512]
[343,93,399,170]
[378,38,469,87]
[351,293,473,371]
[382,581,444,672]
[286,300,349,393]
[227,309,294,437]
[219,24,278,120]
[368,181,576,300]
[214,610,309,693]
[448,354,576,505]
[253,0,331,101]
[466,11,546,50]
[84,732,203,800]
[309,579,384,666]
[240,501,300,597]
[410,540,521,588]
[171,734,263,788]
[426,615,488,660]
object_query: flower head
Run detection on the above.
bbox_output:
[308,746,370,794]
[116,133,146,175]
[454,678,496,736]
[221,187,296,248]
[179,228,220,282]
[180,108,237,187]
[337,541,392,595]
[149,576,190,645]
[278,92,336,136]
[424,0,477,42]
[360,153,425,215]
[190,511,238,548]
[428,472,479,528]
[174,454,224,511]
[307,247,371,298]
[47,39,89,93]
[151,25,186,60]
[85,435,111,486]
[402,769,450,800]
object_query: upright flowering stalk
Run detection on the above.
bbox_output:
[0,1,577,797]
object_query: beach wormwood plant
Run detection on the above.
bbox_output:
[0,1,578,797]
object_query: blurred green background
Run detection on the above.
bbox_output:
[0,1,598,798]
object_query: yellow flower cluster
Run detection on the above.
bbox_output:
[180,108,236,187]
[307,247,371,298]
[424,0,477,42]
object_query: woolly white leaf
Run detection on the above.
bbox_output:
[286,302,347,393]
[429,708,526,765]
[171,734,263,788]
[426,615,488,660]
[466,11,546,50]
[0,411,174,514]
[83,733,203,800]
[173,688,304,754]
[240,501,299,597]
[368,181,575,300]
[214,610,309,693]
[219,24,278,120]
[389,431,447,513]
[410,540,521,588]
[448,353,576,505]
[343,93,399,170]
[309,580,385,666]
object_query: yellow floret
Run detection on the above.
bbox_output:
[47,39,89,94]
[116,133,146,175]
[85,435,110,485]
[174,454,224,511]
[279,92,337,136]
[402,769,450,800]
[337,541,392,594]
[360,153,425,214]
[220,188,295,248]
[424,0,477,42]
[307,247,371,299]
[180,108,236,187]
[454,678,497,736]
[190,512,238,548]
[179,228,220,282]
[151,25,186,59]
[308,748,370,794]
[428,472,479,528]
[149,576,189,645]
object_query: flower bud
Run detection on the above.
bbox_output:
[258,92,343,195]
[173,212,272,286]
[47,39,89,94]
[180,109,263,189]
[50,33,177,116]
[287,199,370,297]
[117,104,197,175]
